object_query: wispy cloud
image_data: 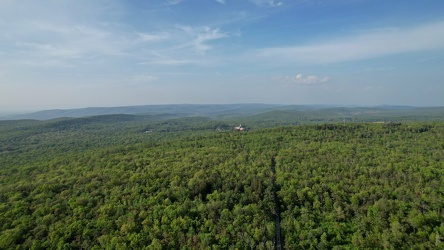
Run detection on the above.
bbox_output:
[167,0,184,5]
[139,59,195,66]
[18,42,83,59]
[5,21,134,64]
[250,0,284,7]
[215,0,226,4]
[19,59,74,68]
[275,73,330,85]
[130,74,158,83]
[173,26,228,53]
[5,22,174,68]
[2,7,229,72]
[255,21,444,64]
[136,32,169,43]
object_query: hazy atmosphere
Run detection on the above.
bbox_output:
[1,0,444,112]
[2,2,444,248]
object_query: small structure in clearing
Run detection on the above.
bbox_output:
[234,124,248,131]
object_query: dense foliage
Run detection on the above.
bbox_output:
[1,117,443,249]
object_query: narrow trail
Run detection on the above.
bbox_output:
[271,156,282,250]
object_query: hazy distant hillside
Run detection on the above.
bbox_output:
[2,104,444,124]
[231,106,444,128]
[1,104,282,120]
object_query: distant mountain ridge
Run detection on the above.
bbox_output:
[0,104,283,120]
[1,104,443,121]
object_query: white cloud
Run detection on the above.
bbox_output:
[215,0,226,4]
[256,21,444,64]
[276,73,330,85]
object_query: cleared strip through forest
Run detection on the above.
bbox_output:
[271,156,282,250]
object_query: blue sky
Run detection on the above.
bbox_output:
[1,0,444,112]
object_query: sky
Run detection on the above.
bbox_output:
[1,0,444,112]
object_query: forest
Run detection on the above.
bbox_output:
[1,113,444,249]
